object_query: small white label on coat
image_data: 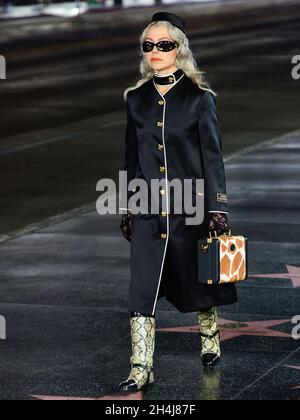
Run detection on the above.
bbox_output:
[217,193,228,203]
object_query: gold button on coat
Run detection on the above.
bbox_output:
[158,100,164,105]
[161,211,167,217]
[160,189,166,195]
[156,121,163,127]
[157,144,164,150]
[160,233,167,239]
[160,166,165,173]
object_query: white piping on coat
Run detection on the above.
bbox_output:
[151,72,185,316]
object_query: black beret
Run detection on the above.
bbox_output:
[150,12,186,35]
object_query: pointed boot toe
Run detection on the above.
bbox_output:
[202,353,221,367]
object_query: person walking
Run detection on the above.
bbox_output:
[119,12,237,393]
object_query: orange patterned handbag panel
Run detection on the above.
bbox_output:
[218,235,247,283]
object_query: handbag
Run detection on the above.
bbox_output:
[198,229,248,285]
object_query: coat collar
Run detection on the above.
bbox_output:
[152,69,186,99]
[153,68,184,85]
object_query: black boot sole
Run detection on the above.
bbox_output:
[119,381,154,393]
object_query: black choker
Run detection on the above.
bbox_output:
[153,68,184,85]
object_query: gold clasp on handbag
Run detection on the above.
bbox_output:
[201,244,209,252]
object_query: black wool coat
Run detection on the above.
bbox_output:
[120,70,237,315]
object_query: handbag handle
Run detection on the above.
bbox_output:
[209,228,232,239]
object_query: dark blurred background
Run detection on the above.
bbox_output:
[0,0,300,237]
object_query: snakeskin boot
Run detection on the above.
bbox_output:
[197,306,221,367]
[119,313,155,392]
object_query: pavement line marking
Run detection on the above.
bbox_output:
[0,116,125,156]
[0,134,72,156]
[0,203,95,244]
[101,119,125,128]
[224,128,300,163]
[231,346,300,400]
[0,128,299,245]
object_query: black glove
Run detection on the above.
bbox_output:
[209,212,230,236]
[120,210,132,242]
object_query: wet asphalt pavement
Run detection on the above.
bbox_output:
[0,0,300,235]
[0,0,299,400]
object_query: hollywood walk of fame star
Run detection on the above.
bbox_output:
[31,391,143,401]
[31,320,294,400]
[250,264,300,288]
[156,318,291,342]
[285,365,300,390]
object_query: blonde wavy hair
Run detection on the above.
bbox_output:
[123,20,217,102]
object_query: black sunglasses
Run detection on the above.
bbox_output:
[142,40,179,53]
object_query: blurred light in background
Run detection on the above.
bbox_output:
[0,0,216,19]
